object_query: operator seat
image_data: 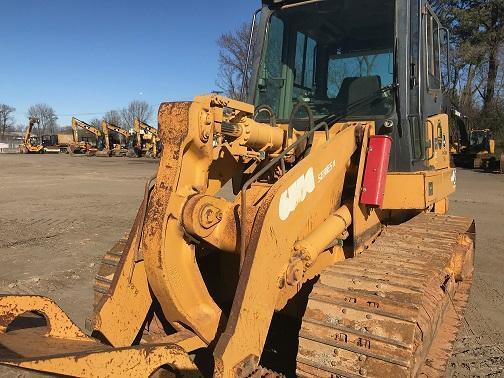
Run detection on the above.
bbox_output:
[333,75,384,116]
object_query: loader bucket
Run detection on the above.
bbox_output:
[0,295,201,377]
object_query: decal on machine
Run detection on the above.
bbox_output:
[318,160,336,183]
[279,168,315,221]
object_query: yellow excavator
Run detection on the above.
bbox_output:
[451,110,503,172]
[97,121,132,157]
[0,1,475,377]
[130,117,161,158]
[18,117,43,154]
[68,117,105,156]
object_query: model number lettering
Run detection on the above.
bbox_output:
[318,160,336,183]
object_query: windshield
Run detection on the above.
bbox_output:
[470,130,490,150]
[254,0,396,122]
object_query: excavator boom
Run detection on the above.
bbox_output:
[98,121,131,157]
[68,117,104,156]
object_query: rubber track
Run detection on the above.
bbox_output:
[296,213,474,378]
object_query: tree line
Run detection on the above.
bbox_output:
[0,100,153,138]
[437,0,504,137]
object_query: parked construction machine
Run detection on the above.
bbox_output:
[18,117,43,154]
[451,110,503,172]
[131,117,161,158]
[41,133,74,153]
[98,121,132,157]
[468,129,504,172]
[0,1,475,377]
[68,117,105,156]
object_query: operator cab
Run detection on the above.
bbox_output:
[250,0,449,172]
[42,135,58,147]
[254,0,394,121]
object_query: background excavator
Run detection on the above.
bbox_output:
[451,109,504,173]
[97,121,133,157]
[68,117,105,156]
[18,117,43,154]
[130,117,161,158]
[1,1,475,377]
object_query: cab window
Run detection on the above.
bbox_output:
[426,10,440,90]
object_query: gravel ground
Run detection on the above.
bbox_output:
[0,154,502,377]
[447,168,504,377]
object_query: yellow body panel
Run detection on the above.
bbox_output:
[426,114,450,170]
[383,169,456,210]
[383,114,454,210]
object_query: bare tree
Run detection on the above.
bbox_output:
[121,100,153,129]
[216,22,255,100]
[103,110,123,127]
[89,118,102,129]
[13,123,26,133]
[0,104,16,138]
[27,104,58,137]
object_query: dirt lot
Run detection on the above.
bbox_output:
[0,154,503,377]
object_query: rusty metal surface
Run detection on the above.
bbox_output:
[296,213,475,377]
[2,340,201,377]
[90,197,153,346]
[0,294,204,376]
[0,295,94,341]
[141,100,223,345]
[232,355,284,378]
[0,295,101,361]
[213,125,359,377]
[238,365,285,377]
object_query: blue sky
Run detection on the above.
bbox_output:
[0,1,258,127]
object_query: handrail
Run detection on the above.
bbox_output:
[240,8,262,101]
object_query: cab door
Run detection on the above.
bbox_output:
[423,3,448,170]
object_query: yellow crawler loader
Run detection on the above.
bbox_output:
[450,110,503,172]
[0,1,475,377]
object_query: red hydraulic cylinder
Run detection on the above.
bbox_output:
[360,135,393,208]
